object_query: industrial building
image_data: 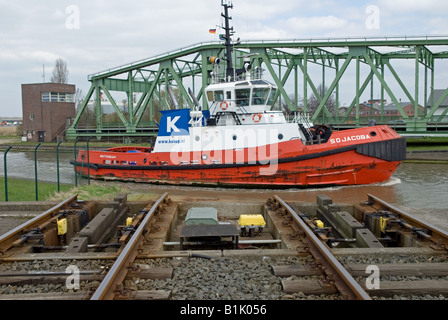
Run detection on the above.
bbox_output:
[21,83,76,142]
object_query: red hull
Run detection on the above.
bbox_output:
[72,125,406,187]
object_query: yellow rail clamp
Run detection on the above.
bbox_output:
[57,218,67,236]
[315,219,324,229]
[126,217,134,227]
[238,214,266,227]
[379,217,388,233]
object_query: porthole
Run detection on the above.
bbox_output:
[202,154,208,160]
[195,136,200,141]
[278,133,284,140]
[370,131,377,137]
[232,135,237,141]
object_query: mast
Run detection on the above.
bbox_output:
[221,1,234,80]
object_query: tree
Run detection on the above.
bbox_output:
[50,58,69,84]
[306,84,337,115]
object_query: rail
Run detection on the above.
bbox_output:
[0,194,79,255]
[90,192,170,300]
[272,195,371,300]
[366,194,448,251]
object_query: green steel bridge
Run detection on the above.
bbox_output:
[66,35,448,141]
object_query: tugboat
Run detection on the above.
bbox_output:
[71,1,406,187]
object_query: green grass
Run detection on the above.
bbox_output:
[0,177,135,202]
[0,177,73,202]
[405,136,448,145]
[47,182,134,202]
[405,137,448,151]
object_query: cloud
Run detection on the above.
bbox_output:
[1,0,448,117]
[284,16,349,37]
[377,0,448,14]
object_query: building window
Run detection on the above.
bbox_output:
[42,92,75,103]
[42,92,50,102]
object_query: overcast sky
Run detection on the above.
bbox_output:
[1,0,448,117]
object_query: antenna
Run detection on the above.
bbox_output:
[221,0,234,80]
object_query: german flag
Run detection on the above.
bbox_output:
[209,29,216,34]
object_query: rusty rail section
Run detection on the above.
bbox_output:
[0,194,79,256]
[90,192,169,300]
[272,195,371,300]
[366,194,448,251]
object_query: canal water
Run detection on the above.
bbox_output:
[0,151,447,213]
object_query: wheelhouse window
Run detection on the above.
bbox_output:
[213,90,224,101]
[235,88,250,107]
[252,88,270,105]
[206,91,214,102]
[267,88,276,106]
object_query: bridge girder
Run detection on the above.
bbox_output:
[66,36,448,140]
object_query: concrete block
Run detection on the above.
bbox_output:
[114,194,127,203]
[327,204,341,213]
[79,208,116,243]
[334,211,364,238]
[66,237,88,253]
[108,201,123,211]
[316,195,332,208]
[356,228,384,248]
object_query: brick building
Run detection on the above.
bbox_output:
[340,100,424,118]
[21,83,76,142]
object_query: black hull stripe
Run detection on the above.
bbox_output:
[71,138,406,171]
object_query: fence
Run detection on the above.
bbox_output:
[1,140,92,202]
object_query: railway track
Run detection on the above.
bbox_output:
[0,192,175,300]
[91,192,170,300]
[266,194,448,300]
[267,195,371,300]
[0,191,446,301]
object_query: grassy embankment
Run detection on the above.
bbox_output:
[0,177,131,202]
[405,137,448,164]
[405,137,448,150]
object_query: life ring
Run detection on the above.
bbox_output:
[252,113,262,123]
[220,101,229,110]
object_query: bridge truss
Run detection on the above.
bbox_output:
[66,36,448,140]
